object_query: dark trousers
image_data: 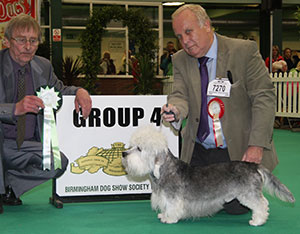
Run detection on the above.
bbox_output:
[2,139,68,198]
[190,142,231,167]
[190,142,249,215]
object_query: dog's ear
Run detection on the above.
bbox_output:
[154,152,166,165]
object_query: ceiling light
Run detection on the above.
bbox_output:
[163,2,185,6]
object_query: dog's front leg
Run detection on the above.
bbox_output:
[159,198,185,224]
[151,192,181,223]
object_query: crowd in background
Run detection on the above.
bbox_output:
[265,45,300,74]
[99,43,300,76]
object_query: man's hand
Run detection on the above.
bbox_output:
[242,146,263,164]
[15,96,45,116]
[74,88,92,119]
[161,103,179,122]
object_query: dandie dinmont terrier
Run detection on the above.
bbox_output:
[122,125,295,226]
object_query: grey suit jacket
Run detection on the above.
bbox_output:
[168,33,278,171]
[0,48,79,193]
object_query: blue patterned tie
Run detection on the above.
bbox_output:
[197,56,210,142]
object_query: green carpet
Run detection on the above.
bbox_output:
[0,129,299,234]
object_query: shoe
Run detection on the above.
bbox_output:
[2,186,22,206]
[223,199,249,215]
[0,195,3,214]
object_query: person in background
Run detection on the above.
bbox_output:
[265,45,284,72]
[291,50,300,71]
[161,4,278,215]
[0,14,92,213]
[100,51,116,75]
[160,41,177,76]
[283,47,295,72]
[272,60,287,73]
[118,50,139,81]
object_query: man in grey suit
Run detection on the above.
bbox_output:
[162,4,278,214]
[0,14,92,213]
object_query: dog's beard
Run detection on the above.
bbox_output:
[122,151,152,177]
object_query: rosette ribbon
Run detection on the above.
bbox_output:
[36,86,62,170]
[208,98,225,148]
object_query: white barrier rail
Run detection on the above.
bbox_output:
[271,72,300,118]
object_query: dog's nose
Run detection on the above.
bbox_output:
[122,151,128,158]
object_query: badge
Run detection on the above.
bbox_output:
[208,97,225,147]
[36,86,62,170]
[207,78,231,97]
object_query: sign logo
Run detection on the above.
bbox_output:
[70,142,128,176]
[52,28,61,42]
[0,0,35,23]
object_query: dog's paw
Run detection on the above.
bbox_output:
[249,218,266,226]
[158,213,179,224]
[249,210,268,226]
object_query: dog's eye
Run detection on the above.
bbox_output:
[137,147,141,152]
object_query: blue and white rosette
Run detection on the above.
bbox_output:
[36,86,62,170]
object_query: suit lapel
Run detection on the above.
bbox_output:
[2,51,15,102]
[215,34,230,127]
[30,59,43,91]
[189,55,201,114]
[216,34,229,78]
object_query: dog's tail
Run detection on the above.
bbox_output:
[258,167,295,203]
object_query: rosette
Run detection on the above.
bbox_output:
[36,86,62,170]
[208,98,225,147]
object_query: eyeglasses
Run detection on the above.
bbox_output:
[11,37,39,46]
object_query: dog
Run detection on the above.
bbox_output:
[122,125,295,226]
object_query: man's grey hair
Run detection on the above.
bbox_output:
[172,4,211,28]
[4,13,42,42]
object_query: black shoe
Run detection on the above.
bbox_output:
[3,186,22,206]
[223,199,249,215]
[0,195,3,214]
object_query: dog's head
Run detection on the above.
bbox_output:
[122,125,168,178]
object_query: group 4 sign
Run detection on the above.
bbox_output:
[55,96,179,198]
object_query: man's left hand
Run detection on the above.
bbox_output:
[242,146,263,164]
[74,88,92,119]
